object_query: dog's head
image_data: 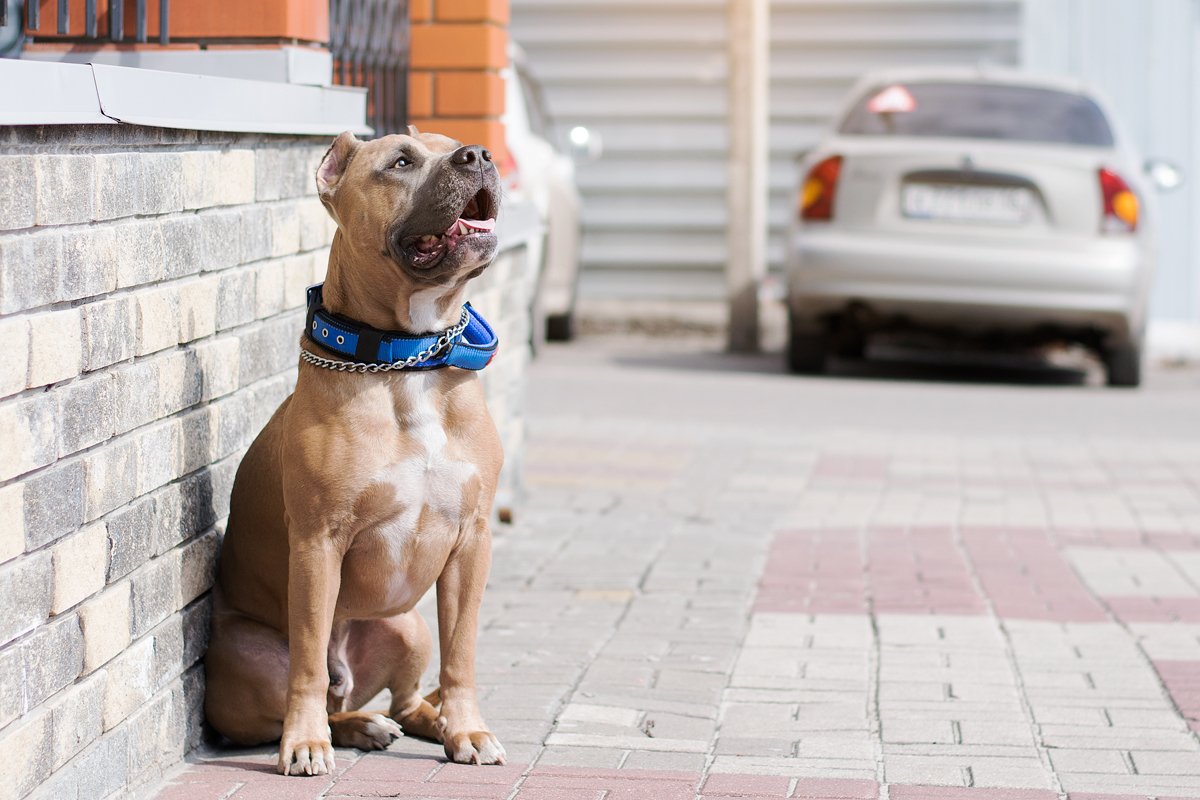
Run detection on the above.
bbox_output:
[316,129,502,285]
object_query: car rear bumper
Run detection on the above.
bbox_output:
[787,228,1147,337]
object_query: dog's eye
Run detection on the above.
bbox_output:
[393,157,410,168]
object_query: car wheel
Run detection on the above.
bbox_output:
[787,311,830,374]
[1104,343,1141,388]
[546,313,573,342]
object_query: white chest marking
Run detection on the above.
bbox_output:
[372,373,476,560]
[409,287,452,333]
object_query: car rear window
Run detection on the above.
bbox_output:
[838,82,1115,146]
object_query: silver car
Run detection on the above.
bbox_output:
[785,67,1168,386]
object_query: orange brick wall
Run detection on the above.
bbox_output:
[409,0,510,169]
[28,0,328,41]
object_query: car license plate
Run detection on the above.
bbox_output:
[901,183,1035,225]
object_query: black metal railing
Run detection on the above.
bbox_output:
[329,0,408,136]
[5,0,169,44]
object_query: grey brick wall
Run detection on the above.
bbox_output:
[0,125,533,800]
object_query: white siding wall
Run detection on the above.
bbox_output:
[1023,0,1200,350]
[511,0,1021,302]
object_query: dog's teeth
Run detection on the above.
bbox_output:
[458,221,469,235]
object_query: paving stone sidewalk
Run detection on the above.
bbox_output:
[155,336,1200,800]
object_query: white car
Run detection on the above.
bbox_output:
[785,67,1178,386]
[502,44,585,344]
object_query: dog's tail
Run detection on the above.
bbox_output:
[423,687,442,709]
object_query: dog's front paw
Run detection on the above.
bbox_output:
[442,723,506,765]
[329,711,403,751]
[278,731,336,776]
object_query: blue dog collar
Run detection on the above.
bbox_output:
[303,283,498,372]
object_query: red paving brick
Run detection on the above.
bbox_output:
[512,790,605,800]
[231,780,332,800]
[154,782,243,800]
[1145,532,1200,550]
[1066,794,1149,800]
[1107,596,1200,622]
[336,755,442,782]
[889,787,1057,800]
[961,527,1108,622]
[326,781,512,797]
[526,765,698,781]
[869,527,986,615]
[429,763,527,784]
[1152,660,1200,730]
[756,529,865,614]
[791,778,879,799]
[813,455,891,481]
[702,773,790,796]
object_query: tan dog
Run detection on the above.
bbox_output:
[204,129,506,775]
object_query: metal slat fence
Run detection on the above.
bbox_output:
[7,0,169,43]
[329,0,408,137]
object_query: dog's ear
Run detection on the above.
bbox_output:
[316,131,359,201]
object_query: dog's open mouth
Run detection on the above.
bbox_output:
[402,189,497,270]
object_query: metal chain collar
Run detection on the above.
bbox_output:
[299,306,471,373]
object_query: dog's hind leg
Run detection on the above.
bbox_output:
[204,595,290,746]
[339,611,444,744]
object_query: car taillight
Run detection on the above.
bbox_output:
[1099,168,1138,232]
[799,156,843,221]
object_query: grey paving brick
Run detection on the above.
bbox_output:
[102,635,154,731]
[113,218,165,289]
[140,153,184,216]
[82,296,134,372]
[127,687,184,783]
[72,726,130,800]
[148,615,184,692]
[129,554,181,639]
[59,225,117,303]
[179,406,219,476]
[35,154,95,226]
[149,483,185,556]
[215,268,256,330]
[237,314,300,386]
[178,468,219,539]
[0,154,35,230]
[239,204,273,263]
[179,529,219,607]
[110,358,160,436]
[106,494,156,583]
[0,645,21,729]
[200,209,242,271]
[49,665,107,768]
[0,707,52,800]
[21,614,84,708]
[0,551,51,647]
[94,153,141,222]
[160,215,204,280]
[180,595,211,669]
[58,373,116,457]
[0,228,63,314]
[23,458,85,549]
[82,436,138,521]
[271,202,300,257]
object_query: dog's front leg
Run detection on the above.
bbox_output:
[279,536,343,776]
[435,522,506,765]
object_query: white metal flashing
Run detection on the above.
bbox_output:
[0,58,370,135]
[21,46,334,87]
[0,59,113,125]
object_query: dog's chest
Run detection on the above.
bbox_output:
[360,373,478,561]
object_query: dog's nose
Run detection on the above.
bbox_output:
[450,145,491,167]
